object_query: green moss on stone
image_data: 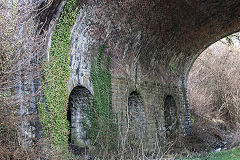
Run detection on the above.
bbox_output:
[39,0,78,152]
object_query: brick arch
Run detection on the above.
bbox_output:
[164,95,178,140]
[182,31,240,136]
[127,91,147,145]
[39,0,240,82]
[38,0,240,151]
[67,85,93,152]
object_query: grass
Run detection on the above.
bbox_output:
[181,142,240,159]
[202,147,240,160]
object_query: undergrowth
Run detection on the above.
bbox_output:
[0,1,46,159]
[187,36,240,159]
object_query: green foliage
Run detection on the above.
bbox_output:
[83,46,118,157]
[202,147,240,160]
[182,147,240,160]
[170,62,177,73]
[38,0,77,152]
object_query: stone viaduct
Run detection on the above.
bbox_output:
[20,0,240,153]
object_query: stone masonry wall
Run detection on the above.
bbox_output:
[10,0,240,155]
[62,0,193,151]
[111,76,189,151]
[68,86,93,148]
[128,92,147,143]
[67,74,189,152]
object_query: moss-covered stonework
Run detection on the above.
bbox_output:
[39,0,78,151]
[30,0,240,156]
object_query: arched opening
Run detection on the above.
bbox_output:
[187,32,240,151]
[164,95,178,140]
[67,86,93,154]
[127,91,147,146]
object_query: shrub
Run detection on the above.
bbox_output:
[188,39,240,148]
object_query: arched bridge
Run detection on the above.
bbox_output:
[36,0,240,152]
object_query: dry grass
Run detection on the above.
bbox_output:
[188,39,240,151]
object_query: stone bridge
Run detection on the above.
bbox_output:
[22,0,240,153]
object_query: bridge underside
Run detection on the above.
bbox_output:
[36,0,240,152]
[40,0,240,81]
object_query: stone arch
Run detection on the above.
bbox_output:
[164,95,178,140]
[67,86,93,150]
[127,91,147,144]
[38,0,240,152]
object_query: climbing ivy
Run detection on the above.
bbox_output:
[39,0,118,157]
[170,62,177,73]
[39,0,77,152]
[83,46,118,158]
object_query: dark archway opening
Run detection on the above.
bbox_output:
[67,86,93,155]
[164,95,178,140]
[127,91,147,148]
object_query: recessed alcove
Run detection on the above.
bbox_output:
[67,86,93,153]
[164,95,178,140]
[127,91,147,144]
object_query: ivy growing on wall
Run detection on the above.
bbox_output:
[83,46,118,158]
[39,0,118,157]
[39,0,77,152]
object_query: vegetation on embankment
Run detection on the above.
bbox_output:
[186,35,240,159]
[0,1,46,159]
